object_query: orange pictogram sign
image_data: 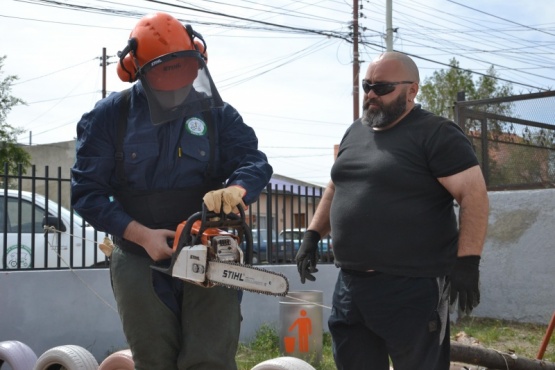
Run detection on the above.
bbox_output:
[284,309,312,353]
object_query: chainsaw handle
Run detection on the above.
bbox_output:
[151,203,253,277]
[200,203,246,225]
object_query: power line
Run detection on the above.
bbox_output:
[447,0,555,37]
[0,13,129,30]
[7,0,555,150]
[12,57,99,85]
[358,0,553,91]
[356,36,548,91]
[13,0,553,91]
[145,0,352,41]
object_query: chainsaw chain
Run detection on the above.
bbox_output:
[208,260,289,297]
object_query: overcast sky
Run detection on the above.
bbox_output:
[2,0,554,185]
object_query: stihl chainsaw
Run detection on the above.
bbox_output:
[151,205,289,296]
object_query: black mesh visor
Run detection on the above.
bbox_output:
[138,50,224,124]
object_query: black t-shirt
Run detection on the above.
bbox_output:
[330,106,479,277]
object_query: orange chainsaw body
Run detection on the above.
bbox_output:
[172,220,241,252]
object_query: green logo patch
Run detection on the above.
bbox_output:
[185,117,207,136]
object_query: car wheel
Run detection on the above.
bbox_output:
[251,253,259,265]
[33,345,98,370]
[0,340,37,370]
[98,349,133,370]
[250,356,316,370]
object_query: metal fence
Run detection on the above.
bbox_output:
[454,90,555,190]
[0,167,329,270]
[1,165,107,270]
[5,91,554,270]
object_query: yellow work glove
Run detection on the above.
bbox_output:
[203,186,246,214]
[98,236,114,257]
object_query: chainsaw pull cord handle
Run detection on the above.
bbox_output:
[150,209,204,275]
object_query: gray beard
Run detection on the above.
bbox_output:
[361,91,407,128]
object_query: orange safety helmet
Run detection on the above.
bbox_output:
[117,12,208,89]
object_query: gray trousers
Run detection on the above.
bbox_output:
[110,246,241,370]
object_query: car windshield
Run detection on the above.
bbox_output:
[23,191,87,226]
[251,229,276,241]
[59,206,86,226]
[280,230,303,240]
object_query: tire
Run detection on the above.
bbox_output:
[33,345,98,370]
[98,349,133,370]
[0,340,37,370]
[250,356,316,370]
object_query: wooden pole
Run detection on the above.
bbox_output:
[352,0,360,121]
[451,342,555,370]
[537,311,555,360]
[102,47,107,99]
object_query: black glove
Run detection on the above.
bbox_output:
[449,255,481,315]
[295,230,320,284]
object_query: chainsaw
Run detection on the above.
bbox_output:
[151,204,289,296]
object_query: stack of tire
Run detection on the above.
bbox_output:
[0,340,316,370]
[0,341,98,370]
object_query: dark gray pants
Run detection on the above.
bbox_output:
[110,246,241,370]
[328,270,450,370]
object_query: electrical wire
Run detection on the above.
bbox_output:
[6,0,555,181]
[364,0,554,86]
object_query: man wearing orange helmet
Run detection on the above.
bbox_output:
[71,12,273,370]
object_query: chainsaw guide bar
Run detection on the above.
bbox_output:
[207,260,289,296]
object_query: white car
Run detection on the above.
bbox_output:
[1,190,108,269]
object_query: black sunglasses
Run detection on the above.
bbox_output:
[362,80,413,96]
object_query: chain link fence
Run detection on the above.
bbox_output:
[455,90,555,190]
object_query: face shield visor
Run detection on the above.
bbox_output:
[137,50,223,124]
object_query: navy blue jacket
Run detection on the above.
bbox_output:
[71,82,273,238]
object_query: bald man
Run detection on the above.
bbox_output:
[295,52,489,370]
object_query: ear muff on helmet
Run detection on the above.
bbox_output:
[185,24,208,63]
[116,37,139,82]
[116,55,137,82]
[194,39,208,64]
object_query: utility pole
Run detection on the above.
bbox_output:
[101,47,107,99]
[353,0,360,121]
[385,0,394,51]
[100,48,116,99]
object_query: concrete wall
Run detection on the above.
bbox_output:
[1,189,554,363]
[21,140,75,209]
[474,189,555,323]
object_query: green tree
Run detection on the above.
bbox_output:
[418,58,512,120]
[418,58,555,189]
[0,55,31,176]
